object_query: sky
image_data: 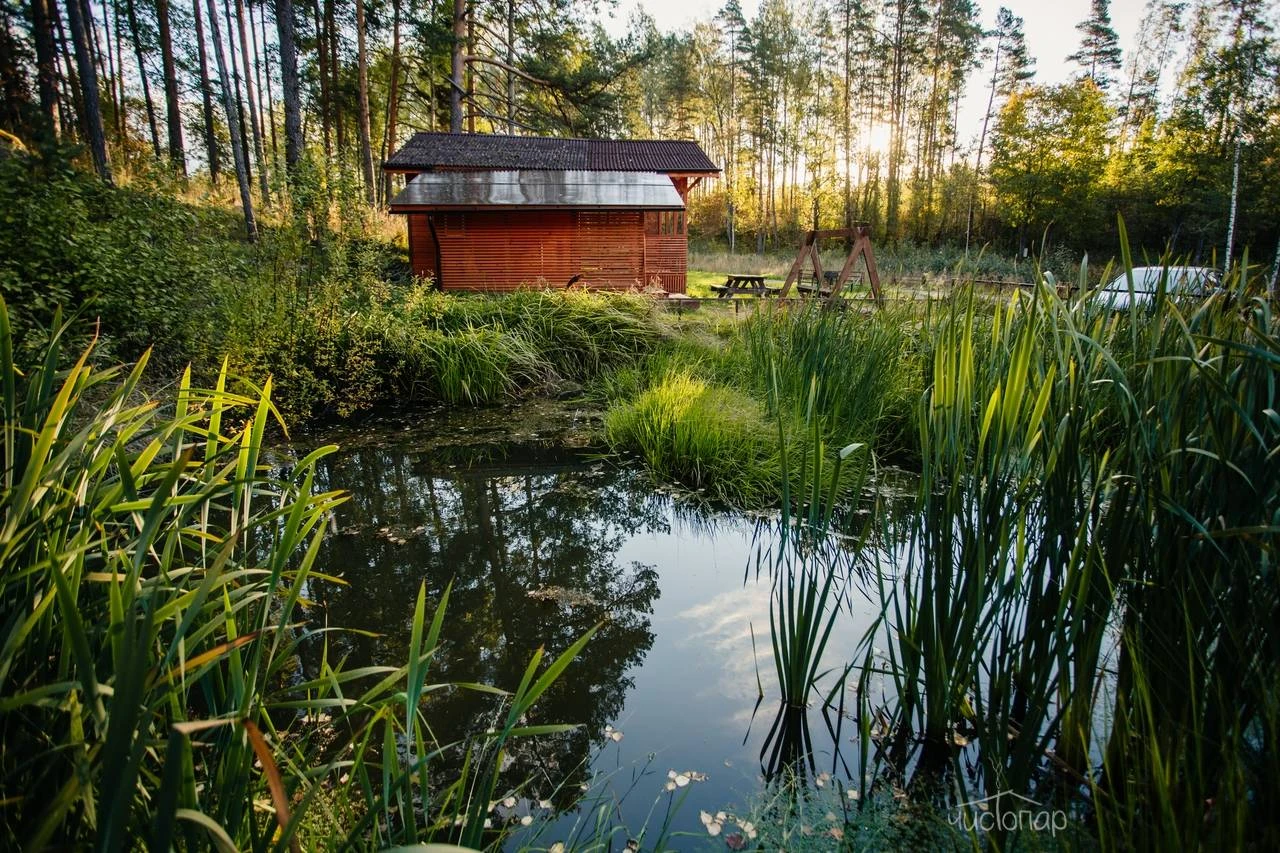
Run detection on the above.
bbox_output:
[595,0,1150,145]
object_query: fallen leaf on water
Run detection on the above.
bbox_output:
[724,832,746,850]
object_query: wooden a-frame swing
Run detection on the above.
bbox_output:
[777,224,885,306]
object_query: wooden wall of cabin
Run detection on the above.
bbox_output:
[403,210,687,293]
[642,210,687,293]
[406,214,436,279]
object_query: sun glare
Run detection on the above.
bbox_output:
[863,123,893,158]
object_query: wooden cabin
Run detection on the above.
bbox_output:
[384,133,718,293]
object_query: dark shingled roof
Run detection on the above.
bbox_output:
[385,132,719,174]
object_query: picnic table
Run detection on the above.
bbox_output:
[711,274,775,298]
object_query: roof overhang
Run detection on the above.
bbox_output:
[388,169,686,213]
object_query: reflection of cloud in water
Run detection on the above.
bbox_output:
[674,583,777,715]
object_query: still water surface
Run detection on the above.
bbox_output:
[297,409,879,843]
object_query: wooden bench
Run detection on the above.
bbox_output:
[711,274,774,298]
[796,270,866,297]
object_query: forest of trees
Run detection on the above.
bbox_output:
[0,0,1277,265]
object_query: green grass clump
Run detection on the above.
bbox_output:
[604,371,781,505]
[734,302,924,459]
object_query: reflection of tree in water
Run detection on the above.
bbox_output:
[304,443,665,803]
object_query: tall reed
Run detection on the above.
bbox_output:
[0,299,593,849]
[853,238,1280,849]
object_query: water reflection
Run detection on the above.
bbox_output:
[287,423,890,840]
[306,443,665,803]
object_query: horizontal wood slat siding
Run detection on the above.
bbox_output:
[407,210,686,293]
[579,212,643,287]
[644,233,687,293]
[407,215,436,279]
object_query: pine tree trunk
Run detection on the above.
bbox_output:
[235,0,268,202]
[124,0,162,158]
[28,0,61,139]
[275,0,303,172]
[50,0,79,137]
[965,39,1001,255]
[450,0,464,132]
[204,0,257,238]
[253,1,276,158]
[192,0,220,183]
[52,0,86,140]
[312,0,330,158]
[381,0,401,202]
[505,0,514,132]
[110,0,126,144]
[155,0,184,173]
[354,0,375,203]
[96,0,123,144]
[324,0,341,150]
[63,0,112,180]
[465,10,474,132]
[0,10,27,134]
[222,0,252,186]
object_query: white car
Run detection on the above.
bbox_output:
[1090,266,1222,311]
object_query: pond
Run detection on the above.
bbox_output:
[292,402,885,846]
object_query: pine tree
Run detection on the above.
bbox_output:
[155,0,184,173]
[966,5,1034,251]
[205,0,257,238]
[64,0,112,180]
[275,0,303,173]
[1067,0,1123,89]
